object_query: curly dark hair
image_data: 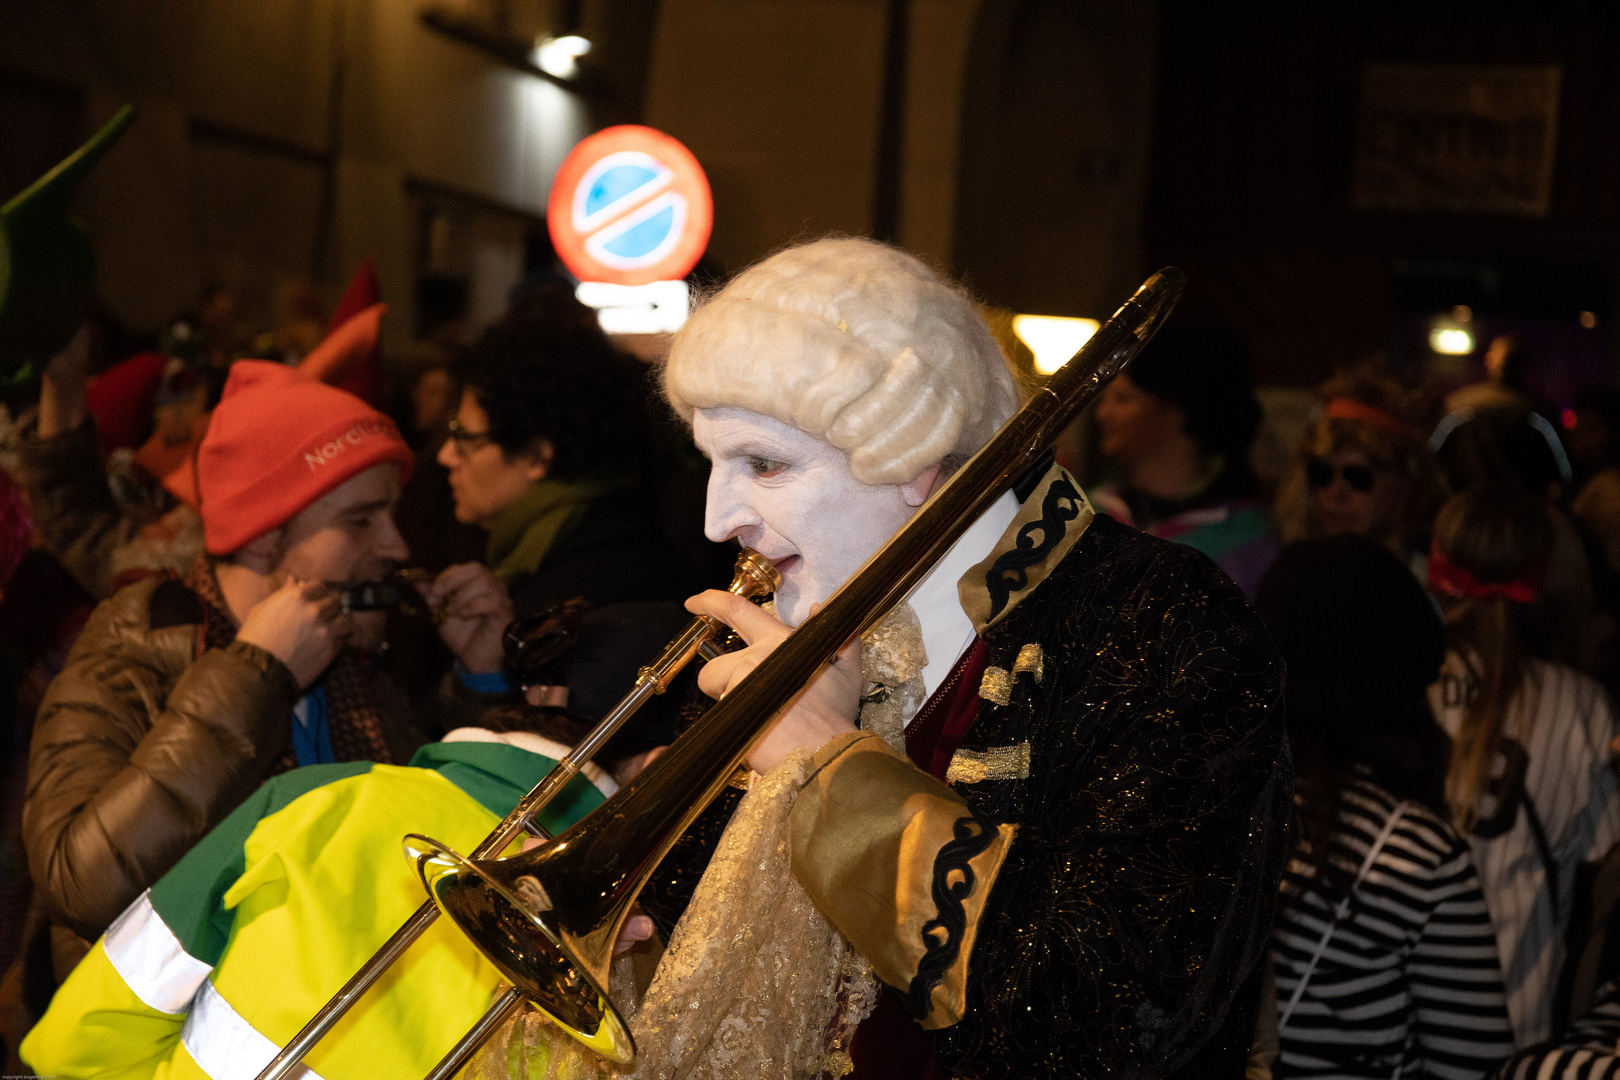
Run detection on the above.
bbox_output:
[455,310,649,482]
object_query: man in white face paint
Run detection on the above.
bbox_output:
[634,238,1289,1080]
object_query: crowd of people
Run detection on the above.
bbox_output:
[0,236,1618,1079]
[1096,321,1620,1078]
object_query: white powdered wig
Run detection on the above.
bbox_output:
[663,237,1020,485]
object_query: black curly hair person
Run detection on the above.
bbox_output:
[453,309,650,483]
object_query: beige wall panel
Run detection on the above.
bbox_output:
[349,0,583,216]
[954,1,1157,318]
[80,91,198,331]
[644,0,888,271]
[0,3,98,88]
[901,0,981,269]
[187,0,337,149]
[329,155,415,351]
[190,137,325,324]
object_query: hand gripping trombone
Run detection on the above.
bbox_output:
[250,548,779,1080]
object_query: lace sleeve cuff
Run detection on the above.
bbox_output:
[788,731,1015,1029]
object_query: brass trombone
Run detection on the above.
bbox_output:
[250,548,779,1080]
[403,267,1187,1071]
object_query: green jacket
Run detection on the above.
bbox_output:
[23,735,610,1078]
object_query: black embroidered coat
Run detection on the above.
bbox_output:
[932,513,1290,1076]
[650,510,1291,1078]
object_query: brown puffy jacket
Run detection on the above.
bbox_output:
[22,573,421,974]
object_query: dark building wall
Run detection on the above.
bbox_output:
[953,0,1158,320]
[1146,1,1620,387]
[0,0,656,344]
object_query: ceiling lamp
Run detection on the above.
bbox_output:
[1429,325,1474,356]
[1012,314,1100,375]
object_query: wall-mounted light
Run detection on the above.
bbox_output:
[533,34,591,80]
[1012,314,1100,375]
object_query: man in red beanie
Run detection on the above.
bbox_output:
[22,360,515,987]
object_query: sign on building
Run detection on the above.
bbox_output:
[1353,64,1561,218]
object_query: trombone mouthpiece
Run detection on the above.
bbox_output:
[729,547,781,599]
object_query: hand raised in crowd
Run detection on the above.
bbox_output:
[39,320,92,438]
[684,590,861,775]
[421,563,514,675]
[235,578,353,690]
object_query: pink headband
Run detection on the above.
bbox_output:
[1325,397,1420,440]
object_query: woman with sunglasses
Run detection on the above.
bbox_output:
[1274,365,1446,569]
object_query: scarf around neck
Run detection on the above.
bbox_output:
[185,557,398,773]
[485,476,628,585]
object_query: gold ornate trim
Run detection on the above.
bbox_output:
[1013,643,1044,684]
[945,743,1031,784]
[978,666,1012,706]
[958,462,1093,633]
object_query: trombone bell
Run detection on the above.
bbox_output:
[404,834,635,1064]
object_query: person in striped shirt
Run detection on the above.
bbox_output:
[1256,536,1514,1080]
[1427,486,1620,1048]
[1495,978,1620,1080]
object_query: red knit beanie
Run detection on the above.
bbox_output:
[198,360,414,555]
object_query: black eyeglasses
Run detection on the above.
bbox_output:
[1306,458,1377,493]
[445,417,493,455]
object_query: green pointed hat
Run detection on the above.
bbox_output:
[0,105,136,385]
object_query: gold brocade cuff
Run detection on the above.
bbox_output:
[789,732,1015,1029]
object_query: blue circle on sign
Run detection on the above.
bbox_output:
[584,164,661,220]
[572,151,672,234]
[601,203,675,261]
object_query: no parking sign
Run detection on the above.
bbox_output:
[547,125,712,287]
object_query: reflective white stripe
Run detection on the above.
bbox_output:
[102,890,213,1014]
[441,726,620,797]
[181,979,324,1080]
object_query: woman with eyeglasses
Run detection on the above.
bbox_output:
[1091,326,1277,596]
[1274,364,1447,570]
[437,304,703,620]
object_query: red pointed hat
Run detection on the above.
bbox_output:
[298,301,385,404]
[327,259,380,334]
[86,351,168,457]
[196,360,413,555]
[303,260,384,405]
